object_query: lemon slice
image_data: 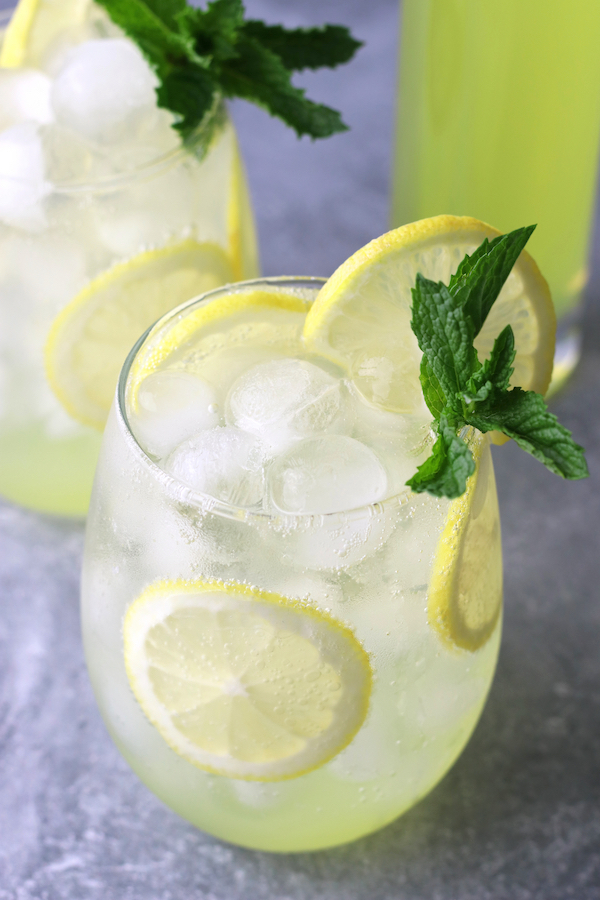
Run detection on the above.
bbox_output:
[44,240,236,430]
[126,286,309,412]
[0,0,93,68]
[428,434,503,652]
[228,137,259,282]
[123,579,372,781]
[304,216,555,416]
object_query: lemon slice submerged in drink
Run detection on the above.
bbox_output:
[304,215,555,414]
[123,579,372,781]
[428,436,503,652]
[45,240,235,430]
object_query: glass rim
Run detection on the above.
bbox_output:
[0,4,224,195]
[116,275,431,527]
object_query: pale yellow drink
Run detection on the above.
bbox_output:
[393,0,600,387]
[81,278,502,852]
[0,5,258,516]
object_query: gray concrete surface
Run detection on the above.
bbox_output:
[1,1,600,897]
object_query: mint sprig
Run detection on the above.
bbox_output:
[406,226,589,499]
[95,0,362,140]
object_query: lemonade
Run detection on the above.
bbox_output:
[0,1,258,516]
[392,0,600,388]
[81,214,586,851]
[81,274,503,852]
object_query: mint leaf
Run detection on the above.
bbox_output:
[464,324,515,402]
[448,225,536,337]
[181,0,243,61]
[469,388,589,480]
[95,0,193,75]
[242,22,362,71]
[407,416,476,499]
[217,35,347,138]
[199,0,244,33]
[410,273,477,406]
[96,0,361,140]
[406,225,588,498]
[143,0,186,31]
[420,355,447,419]
[157,66,215,138]
[479,323,516,391]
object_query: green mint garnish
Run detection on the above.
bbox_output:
[406,225,589,499]
[95,0,362,140]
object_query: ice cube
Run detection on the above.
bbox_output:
[101,107,180,171]
[192,347,287,402]
[350,390,434,494]
[340,565,429,659]
[0,231,87,307]
[131,370,221,459]
[266,435,392,571]
[6,233,87,328]
[227,358,345,452]
[0,231,87,418]
[51,39,159,144]
[147,497,258,580]
[91,164,195,257]
[272,504,397,573]
[268,435,388,515]
[39,122,95,183]
[164,426,266,508]
[40,4,123,76]
[0,69,53,131]
[379,493,449,590]
[0,123,51,231]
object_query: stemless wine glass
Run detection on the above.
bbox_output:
[82,277,502,852]
[0,6,258,516]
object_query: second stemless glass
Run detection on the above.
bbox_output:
[0,51,258,516]
[82,278,502,852]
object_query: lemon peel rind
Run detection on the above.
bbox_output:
[304,215,555,399]
[0,0,37,66]
[126,287,309,411]
[44,240,235,431]
[123,577,373,781]
[427,435,503,653]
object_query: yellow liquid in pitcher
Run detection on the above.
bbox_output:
[393,0,600,322]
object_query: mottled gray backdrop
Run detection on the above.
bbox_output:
[1,1,599,898]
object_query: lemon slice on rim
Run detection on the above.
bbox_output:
[126,285,309,413]
[123,578,372,781]
[0,0,95,68]
[304,216,555,417]
[428,434,503,652]
[44,240,236,430]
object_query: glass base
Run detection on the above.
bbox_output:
[547,308,583,397]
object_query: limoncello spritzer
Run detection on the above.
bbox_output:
[0,0,362,517]
[393,0,600,387]
[82,276,503,852]
[0,2,257,516]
